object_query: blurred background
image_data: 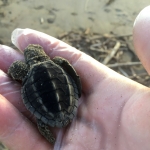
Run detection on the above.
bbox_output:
[0,0,150,149]
[0,0,149,44]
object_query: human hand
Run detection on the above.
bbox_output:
[0,6,150,149]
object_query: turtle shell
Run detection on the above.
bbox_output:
[21,60,79,128]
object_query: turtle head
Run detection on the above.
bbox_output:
[24,44,50,66]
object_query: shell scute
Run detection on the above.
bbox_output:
[22,61,79,127]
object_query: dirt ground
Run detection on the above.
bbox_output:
[0,0,150,45]
[0,0,150,149]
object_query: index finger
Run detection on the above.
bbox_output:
[11,28,115,94]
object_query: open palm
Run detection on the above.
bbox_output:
[0,7,150,150]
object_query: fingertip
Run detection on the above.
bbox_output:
[11,28,61,53]
[11,28,40,51]
[133,6,150,73]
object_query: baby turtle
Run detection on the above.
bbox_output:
[8,44,81,143]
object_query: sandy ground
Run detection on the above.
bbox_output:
[0,0,150,45]
[0,0,150,150]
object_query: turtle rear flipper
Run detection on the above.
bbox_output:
[37,119,55,144]
[52,56,82,97]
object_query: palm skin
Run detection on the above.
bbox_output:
[0,6,150,149]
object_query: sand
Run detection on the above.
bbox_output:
[0,0,149,45]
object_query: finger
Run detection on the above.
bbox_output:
[11,28,118,94]
[0,70,22,109]
[133,6,150,74]
[0,45,23,73]
[0,95,52,150]
[0,70,33,118]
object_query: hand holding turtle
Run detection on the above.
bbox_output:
[0,6,150,149]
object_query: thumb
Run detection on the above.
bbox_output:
[133,6,150,74]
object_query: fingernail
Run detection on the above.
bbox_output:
[11,28,24,49]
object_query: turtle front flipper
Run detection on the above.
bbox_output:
[8,61,28,81]
[37,119,55,144]
[52,56,82,97]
